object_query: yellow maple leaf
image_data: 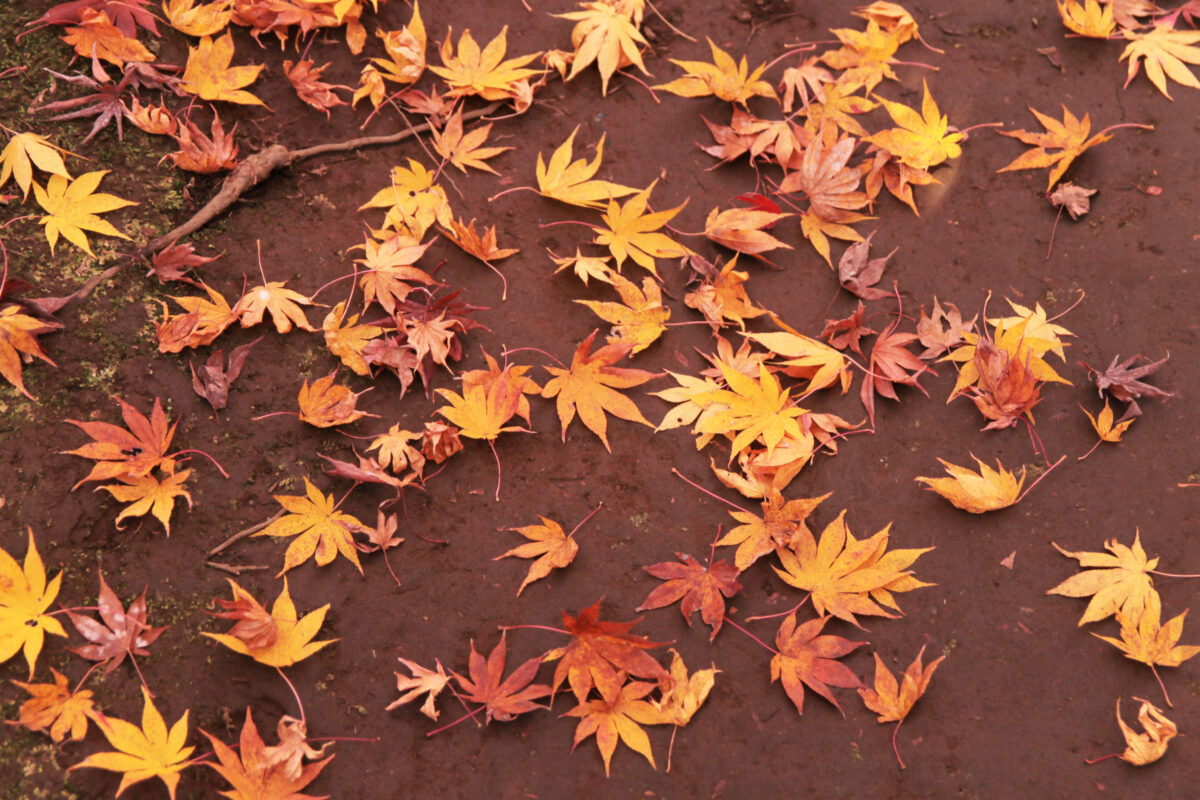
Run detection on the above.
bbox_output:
[253,478,366,575]
[1048,531,1157,626]
[997,106,1147,191]
[32,170,135,256]
[98,467,193,535]
[1106,698,1176,765]
[591,182,692,277]
[435,368,529,440]
[0,529,68,679]
[181,32,266,106]
[684,255,766,331]
[744,327,850,395]
[323,301,383,376]
[0,131,72,200]
[858,645,945,768]
[359,159,451,238]
[556,0,649,95]
[866,79,963,170]
[550,248,613,285]
[163,0,233,37]
[820,20,904,91]
[915,456,1025,514]
[576,271,669,354]
[70,686,194,800]
[429,26,542,101]
[494,516,580,596]
[563,671,665,776]
[370,0,426,85]
[431,108,511,174]
[694,362,805,460]
[1121,25,1200,100]
[654,38,776,105]
[1094,591,1200,704]
[204,579,336,667]
[1080,399,1135,458]
[233,281,317,333]
[652,649,718,727]
[703,207,792,255]
[12,668,97,742]
[1058,0,1115,37]
[535,127,638,209]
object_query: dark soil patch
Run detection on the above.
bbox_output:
[2,1,1199,799]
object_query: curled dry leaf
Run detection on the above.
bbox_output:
[1083,353,1172,404]
[149,241,218,286]
[387,657,450,720]
[1106,698,1177,765]
[283,59,350,117]
[202,709,333,800]
[191,338,258,411]
[1049,181,1097,219]
[915,297,974,360]
[207,578,279,649]
[915,456,1025,514]
[838,230,896,301]
[169,113,239,174]
[576,271,669,354]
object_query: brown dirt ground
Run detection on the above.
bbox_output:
[2,1,1199,798]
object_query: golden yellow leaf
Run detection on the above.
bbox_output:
[652,649,718,727]
[703,207,792,255]
[0,306,60,400]
[253,478,366,575]
[1048,531,1157,626]
[371,0,426,85]
[866,79,963,170]
[1058,0,1116,37]
[70,686,194,800]
[997,106,1144,191]
[181,32,266,106]
[915,456,1025,514]
[535,127,638,209]
[591,182,692,277]
[576,271,669,354]
[0,131,71,200]
[654,38,776,105]
[858,645,944,768]
[684,255,766,331]
[694,363,804,460]
[564,671,665,776]
[556,0,649,95]
[0,529,67,679]
[431,108,511,174]
[233,281,316,333]
[32,170,135,256]
[296,370,375,428]
[1121,25,1200,100]
[435,367,528,440]
[429,26,542,101]
[1093,590,1200,672]
[163,0,233,37]
[551,248,613,285]
[1110,698,1176,765]
[204,579,336,667]
[98,467,193,535]
[495,516,580,595]
[323,302,383,376]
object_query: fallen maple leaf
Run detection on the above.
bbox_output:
[703,205,792,255]
[545,600,668,705]
[1079,399,1136,458]
[638,552,741,639]
[253,477,366,575]
[296,370,376,428]
[33,169,135,255]
[283,58,350,117]
[369,1,426,87]
[591,182,692,277]
[1083,353,1172,404]
[323,302,382,378]
[71,686,194,800]
[207,578,278,650]
[66,572,167,676]
[431,108,510,174]
[181,31,266,106]
[1090,698,1177,765]
[429,26,542,101]
[367,425,426,477]
[997,105,1149,190]
[684,255,767,332]
[0,529,67,679]
[64,397,177,488]
[858,645,945,768]
[1058,0,1116,37]
[1048,531,1157,626]
[169,112,239,173]
[694,362,806,461]
[149,241,218,286]
[495,515,582,596]
[745,326,850,395]
[387,657,450,720]
[1121,24,1200,100]
[1094,590,1200,705]
[12,667,97,742]
[541,330,660,451]
[576,271,669,354]
[821,19,904,90]
[654,38,776,105]
[436,367,528,441]
[564,669,664,776]
[838,230,896,300]
[717,491,829,572]
[163,0,233,37]
[234,280,317,334]
[771,612,865,715]
[99,467,194,535]
[202,709,333,800]
[774,509,933,627]
[1049,181,1097,219]
[821,302,874,355]
[453,633,551,723]
[191,338,258,411]
[0,306,61,399]
[204,578,336,667]
[556,0,649,95]
[535,127,638,208]
[915,297,974,359]
[652,649,718,727]
[0,131,72,200]
[915,456,1026,514]
[866,80,963,170]
[62,9,154,67]
[861,313,933,428]
[353,234,436,315]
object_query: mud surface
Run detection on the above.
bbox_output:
[2,1,1199,798]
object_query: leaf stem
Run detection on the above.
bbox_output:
[425,704,485,737]
[168,448,230,479]
[745,595,810,623]
[498,624,569,635]
[1149,570,1200,579]
[724,617,778,655]
[502,346,566,369]
[1150,663,1172,707]
[671,468,752,515]
[276,667,306,725]
[72,662,102,695]
[489,438,503,502]
[1014,454,1065,505]
[646,0,698,42]
[568,501,604,538]
[892,719,906,769]
[1083,752,1123,764]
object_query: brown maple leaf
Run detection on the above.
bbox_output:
[1083,353,1172,404]
[283,59,349,117]
[777,123,870,222]
[1049,181,1097,219]
[966,337,1042,431]
[66,572,166,676]
[64,397,177,488]
[770,612,865,715]
[453,634,551,723]
[148,241,219,287]
[202,709,333,800]
[422,420,462,463]
[544,600,668,704]
[820,301,874,356]
[637,552,741,639]
[190,338,258,411]
[208,578,280,650]
[915,297,974,360]
[838,231,896,301]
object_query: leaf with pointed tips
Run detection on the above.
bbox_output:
[204,578,335,667]
[1048,532,1158,625]
[543,600,668,705]
[564,670,664,776]
[12,668,96,742]
[638,553,741,639]
[0,530,67,679]
[453,634,551,723]
[916,456,1025,514]
[66,573,166,675]
[770,613,865,715]
[496,516,580,596]
[253,478,366,576]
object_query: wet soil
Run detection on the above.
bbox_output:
[2,1,1199,798]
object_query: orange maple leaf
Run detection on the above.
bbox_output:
[201,709,334,800]
[62,9,154,67]
[283,59,349,117]
[541,329,660,451]
[997,106,1149,190]
[858,645,945,768]
[703,206,792,255]
[168,112,238,173]
[234,280,317,334]
[431,108,511,174]
[544,600,668,705]
[565,670,665,776]
[638,552,741,639]
[435,367,528,440]
[452,634,551,723]
[718,491,830,571]
[495,515,581,596]
[0,306,60,399]
[64,397,177,488]
[297,370,376,428]
[770,612,865,715]
[98,467,193,535]
[11,668,97,743]
[181,31,266,106]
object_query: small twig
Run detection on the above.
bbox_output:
[207,510,285,556]
[646,0,698,42]
[204,561,270,575]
